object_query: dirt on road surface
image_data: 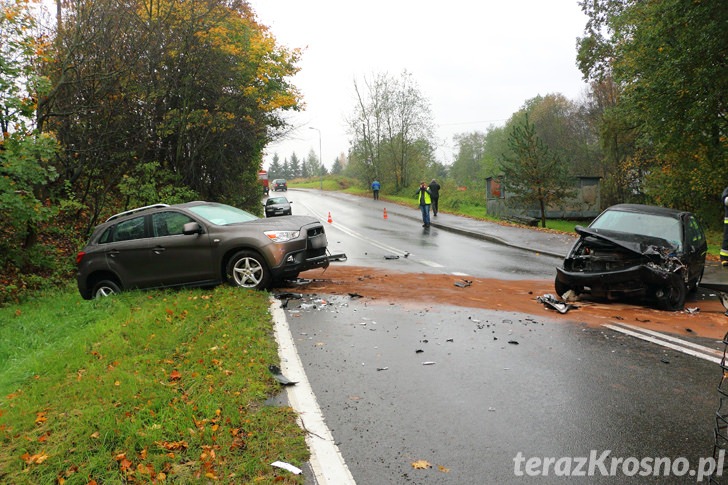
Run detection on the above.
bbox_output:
[295,265,728,341]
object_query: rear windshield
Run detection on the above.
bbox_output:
[187,204,258,225]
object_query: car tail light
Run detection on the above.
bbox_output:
[76,251,86,265]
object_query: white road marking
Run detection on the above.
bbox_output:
[271,299,357,485]
[603,322,722,364]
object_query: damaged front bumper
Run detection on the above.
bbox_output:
[556,263,684,300]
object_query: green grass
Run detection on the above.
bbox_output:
[0,285,307,484]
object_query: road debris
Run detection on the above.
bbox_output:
[377,367,389,371]
[685,307,700,314]
[271,461,302,475]
[536,294,574,314]
[268,365,297,386]
[422,361,436,365]
[384,254,400,260]
[454,279,472,288]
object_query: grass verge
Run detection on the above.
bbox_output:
[0,286,307,484]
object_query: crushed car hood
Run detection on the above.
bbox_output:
[574,226,679,257]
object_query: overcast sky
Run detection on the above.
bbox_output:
[249,0,591,169]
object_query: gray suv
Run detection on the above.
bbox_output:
[76,201,330,299]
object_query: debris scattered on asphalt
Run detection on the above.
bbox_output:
[446,338,454,342]
[384,254,400,260]
[271,461,302,475]
[415,349,424,353]
[561,289,579,302]
[488,407,496,412]
[377,367,389,371]
[685,307,700,314]
[636,318,650,322]
[536,294,573,314]
[404,252,410,258]
[661,357,670,364]
[349,292,363,299]
[275,292,303,300]
[508,340,519,345]
[422,361,436,365]
[454,279,473,288]
[268,365,297,386]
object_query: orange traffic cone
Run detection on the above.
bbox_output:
[383,208,388,220]
[327,211,332,223]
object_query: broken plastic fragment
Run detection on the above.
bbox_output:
[271,461,302,475]
[536,294,573,314]
[422,361,436,365]
[384,254,400,259]
[377,367,389,371]
[685,307,699,314]
[454,279,473,288]
[268,365,297,386]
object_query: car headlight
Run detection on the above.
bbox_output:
[264,230,300,242]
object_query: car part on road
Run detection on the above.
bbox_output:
[536,294,574,314]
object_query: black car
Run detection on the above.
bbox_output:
[264,197,292,217]
[76,201,331,298]
[272,179,287,191]
[555,204,707,311]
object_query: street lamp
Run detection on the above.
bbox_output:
[309,126,323,190]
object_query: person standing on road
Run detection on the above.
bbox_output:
[428,179,441,216]
[721,186,728,267]
[371,179,381,200]
[415,181,432,227]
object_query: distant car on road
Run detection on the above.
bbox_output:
[272,179,288,191]
[76,201,329,298]
[555,204,707,311]
[264,197,292,217]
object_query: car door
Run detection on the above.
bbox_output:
[147,211,217,286]
[103,215,157,289]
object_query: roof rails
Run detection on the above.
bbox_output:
[106,204,170,222]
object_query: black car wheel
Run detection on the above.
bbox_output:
[226,250,271,290]
[93,279,121,298]
[656,281,686,311]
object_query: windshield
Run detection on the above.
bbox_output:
[187,203,258,225]
[590,210,682,249]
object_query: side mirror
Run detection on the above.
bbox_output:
[183,222,202,235]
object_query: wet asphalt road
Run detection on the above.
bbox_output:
[282,295,719,484]
[267,190,725,484]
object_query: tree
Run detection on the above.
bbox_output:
[347,71,435,191]
[450,132,487,187]
[0,0,60,267]
[45,0,302,223]
[499,115,575,228]
[577,0,728,225]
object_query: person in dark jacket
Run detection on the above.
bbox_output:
[428,179,441,216]
[722,187,728,266]
[415,181,432,227]
[371,180,381,200]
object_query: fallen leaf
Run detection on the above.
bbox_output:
[412,460,431,469]
[438,465,450,473]
[169,370,181,381]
